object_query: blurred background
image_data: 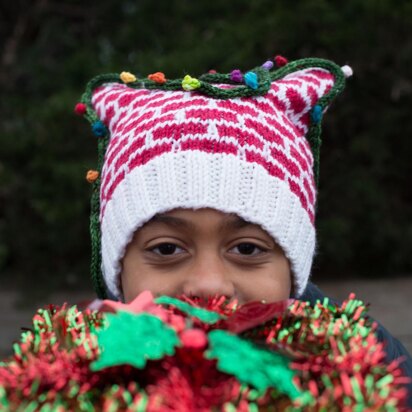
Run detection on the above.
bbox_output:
[1,0,412,355]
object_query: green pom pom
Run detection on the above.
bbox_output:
[90,312,180,371]
[182,74,201,91]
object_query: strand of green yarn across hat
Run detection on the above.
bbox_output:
[0,293,410,410]
[75,56,353,301]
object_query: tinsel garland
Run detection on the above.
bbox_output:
[0,292,410,411]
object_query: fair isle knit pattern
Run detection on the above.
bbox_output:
[94,68,333,223]
[80,58,349,300]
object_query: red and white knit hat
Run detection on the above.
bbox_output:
[77,57,352,300]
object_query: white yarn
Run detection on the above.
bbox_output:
[101,151,315,299]
[341,65,354,78]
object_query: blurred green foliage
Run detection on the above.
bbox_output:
[1,0,412,298]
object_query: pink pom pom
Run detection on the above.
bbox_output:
[180,328,207,349]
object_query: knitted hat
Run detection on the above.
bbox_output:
[76,57,352,300]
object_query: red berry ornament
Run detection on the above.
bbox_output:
[275,55,289,67]
[74,103,87,115]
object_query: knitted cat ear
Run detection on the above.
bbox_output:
[212,60,351,182]
[268,67,337,135]
[259,63,352,179]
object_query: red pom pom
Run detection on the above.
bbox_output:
[274,55,289,67]
[208,69,217,74]
[74,103,87,115]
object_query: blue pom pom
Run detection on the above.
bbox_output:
[92,121,107,137]
[244,72,258,90]
[311,105,323,123]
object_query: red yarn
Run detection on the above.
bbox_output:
[275,55,289,67]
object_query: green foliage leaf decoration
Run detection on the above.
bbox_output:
[155,296,223,324]
[206,330,302,401]
[90,312,180,371]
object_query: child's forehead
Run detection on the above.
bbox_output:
[141,208,264,232]
[134,208,280,249]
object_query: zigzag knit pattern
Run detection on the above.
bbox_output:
[92,68,334,225]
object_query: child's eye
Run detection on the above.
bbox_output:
[150,243,185,256]
[229,242,267,256]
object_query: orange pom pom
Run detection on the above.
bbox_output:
[86,170,99,183]
[148,72,167,84]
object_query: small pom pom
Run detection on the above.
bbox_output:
[86,170,99,183]
[208,69,217,74]
[341,65,353,78]
[230,69,243,83]
[261,60,274,70]
[182,75,201,91]
[244,71,258,90]
[120,71,137,83]
[180,329,207,349]
[74,103,87,116]
[148,72,167,84]
[274,55,289,67]
[92,121,107,137]
[311,105,323,123]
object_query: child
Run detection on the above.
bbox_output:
[77,56,412,403]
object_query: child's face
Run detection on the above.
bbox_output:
[120,208,291,304]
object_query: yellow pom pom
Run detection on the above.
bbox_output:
[86,170,99,183]
[120,71,137,84]
[182,75,201,91]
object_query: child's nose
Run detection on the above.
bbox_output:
[182,255,235,300]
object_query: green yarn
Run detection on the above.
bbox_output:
[89,135,109,299]
[81,57,347,298]
[81,59,345,107]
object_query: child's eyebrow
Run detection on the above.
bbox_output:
[148,214,255,233]
[220,216,256,232]
[148,215,192,229]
